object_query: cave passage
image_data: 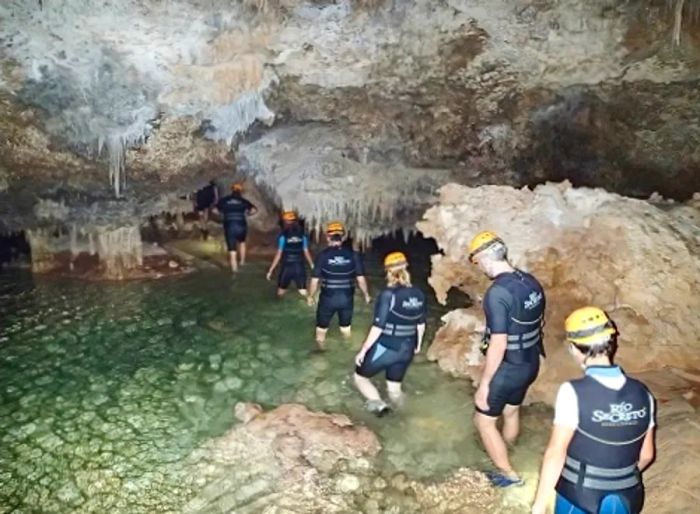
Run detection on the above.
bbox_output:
[0,234,549,512]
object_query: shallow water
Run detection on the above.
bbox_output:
[0,250,550,512]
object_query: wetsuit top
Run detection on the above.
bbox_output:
[278,226,308,265]
[555,366,655,514]
[373,285,426,351]
[482,269,545,365]
[312,246,364,299]
[217,193,255,228]
[195,182,217,210]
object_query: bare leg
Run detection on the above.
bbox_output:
[353,373,383,402]
[315,327,328,351]
[340,325,352,339]
[474,412,519,478]
[502,404,520,446]
[239,242,247,265]
[228,251,238,273]
[276,288,287,298]
[298,288,308,298]
[386,380,405,407]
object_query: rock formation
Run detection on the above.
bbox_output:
[2,0,700,240]
[420,181,700,400]
[419,180,700,513]
[182,402,501,513]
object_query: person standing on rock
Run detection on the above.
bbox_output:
[307,221,371,351]
[468,231,546,487]
[266,210,314,297]
[216,183,257,273]
[353,252,427,416]
[531,307,656,514]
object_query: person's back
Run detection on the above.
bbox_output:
[555,369,652,514]
[375,284,426,350]
[317,246,360,299]
[218,192,252,227]
[281,224,306,265]
[195,182,217,211]
[484,268,545,365]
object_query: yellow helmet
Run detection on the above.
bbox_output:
[281,210,297,222]
[468,230,505,263]
[565,306,617,346]
[326,221,345,235]
[384,251,408,270]
[231,182,244,192]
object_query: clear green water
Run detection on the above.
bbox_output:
[0,253,549,512]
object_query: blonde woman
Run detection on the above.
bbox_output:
[354,252,427,416]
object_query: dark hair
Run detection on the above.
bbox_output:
[329,234,343,243]
[573,333,618,361]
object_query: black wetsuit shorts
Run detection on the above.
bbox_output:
[316,293,353,329]
[278,263,307,290]
[224,223,247,250]
[355,339,415,382]
[476,359,540,417]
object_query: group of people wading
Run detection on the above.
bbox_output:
[195,181,657,514]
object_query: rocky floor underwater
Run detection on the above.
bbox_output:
[0,258,550,513]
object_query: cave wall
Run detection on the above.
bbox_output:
[1,0,699,233]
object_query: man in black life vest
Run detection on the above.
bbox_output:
[531,307,656,514]
[468,231,546,487]
[266,210,314,297]
[306,221,371,351]
[215,183,257,273]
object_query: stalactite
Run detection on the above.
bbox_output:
[96,226,143,279]
[673,0,686,46]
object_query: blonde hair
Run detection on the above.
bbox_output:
[386,267,411,287]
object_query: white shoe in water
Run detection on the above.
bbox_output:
[366,400,392,417]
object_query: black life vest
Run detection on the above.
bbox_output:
[379,286,426,348]
[481,270,545,364]
[220,194,248,225]
[282,226,305,264]
[319,247,357,296]
[556,371,651,514]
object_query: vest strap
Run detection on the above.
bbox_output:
[561,456,640,491]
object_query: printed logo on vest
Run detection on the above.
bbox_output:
[524,291,543,310]
[592,402,647,425]
[402,297,423,310]
[327,256,351,266]
[287,236,302,243]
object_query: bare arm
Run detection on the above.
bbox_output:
[531,424,576,513]
[475,333,507,411]
[307,277,320,305]
[415,323,426,353]
[304,249,314,269]
[266,250,282,280]
[356,276,370,303]
[638,428,655,471]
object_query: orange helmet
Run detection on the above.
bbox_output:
[231,183,243,193]
[384,251,408,270]
[326,221,345,235]
[282,210,297,222]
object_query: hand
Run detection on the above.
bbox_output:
[530,502,546,514]
[475,384,490,412]
[355,349,367,366]
[307,296,316,307]
[414,344,422,355]
[364,294,371,304]
[266,271,272,281]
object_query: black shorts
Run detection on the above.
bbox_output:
[278,263,307,290]
[476,360,540,417]
[316,294,353,329]
[224,224,247,250]
[355,339,415,382]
